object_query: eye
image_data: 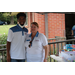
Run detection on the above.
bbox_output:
[34,27,36,28]
[23,18,25,20]
[31,26,33,28]
[19,18,21,20]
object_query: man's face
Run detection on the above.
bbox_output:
[18,16,26,26]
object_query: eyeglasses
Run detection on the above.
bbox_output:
[29,41,32,48]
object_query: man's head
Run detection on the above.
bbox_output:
[17,13,26,28]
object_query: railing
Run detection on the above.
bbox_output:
[0,37,75,62]
[48,37,66,42]
[48,39,75,62]
[0,44,7,62]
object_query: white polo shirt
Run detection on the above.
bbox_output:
[25,32,48,62]
[7,24,28,59]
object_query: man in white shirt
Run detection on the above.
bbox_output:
[7,13,28,62]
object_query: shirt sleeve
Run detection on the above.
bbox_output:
[7,29,14,42]
[72,25,75,30]
[41,34,48,46]
[72,26,74,30]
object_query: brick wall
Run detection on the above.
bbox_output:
[48,13,65,38]
[27,12,65,38]
[34,13,45,35]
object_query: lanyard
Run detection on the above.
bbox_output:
[29,36,34,48]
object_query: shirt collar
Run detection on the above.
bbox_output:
[29,31,39,37]
[17,24,22,30]
[17,24,28,32]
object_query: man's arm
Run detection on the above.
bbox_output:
[72,30,73,35]
[7,41,11,62]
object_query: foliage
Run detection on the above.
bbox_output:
[0,25,16,44]
[14,15,17,24]
[0,34,7,44]
[0,12,17,24]
[0,34,7,62]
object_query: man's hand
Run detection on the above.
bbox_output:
[7,41,11,62]
[7,55,11,62]
[72,30,74,36]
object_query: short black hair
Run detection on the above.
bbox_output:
[17,12,26,19]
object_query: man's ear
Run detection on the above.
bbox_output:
[17,19,19,24]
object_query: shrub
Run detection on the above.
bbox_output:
[0,34,7,44]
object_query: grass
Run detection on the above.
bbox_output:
[0,25,16,35]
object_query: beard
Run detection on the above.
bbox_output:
[20,24,24,26]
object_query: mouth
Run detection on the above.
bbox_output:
[20,22,25,26]
[20,24,24,26]
[32,30,35,31]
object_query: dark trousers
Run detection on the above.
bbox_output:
[11,59,25,62]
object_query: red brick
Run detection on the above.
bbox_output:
[27,12,65,38]
[48,13,65,38]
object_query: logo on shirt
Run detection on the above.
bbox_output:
[35,40,39,41]
[26,39,30,41]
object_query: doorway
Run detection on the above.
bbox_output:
[65,14,75,40]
